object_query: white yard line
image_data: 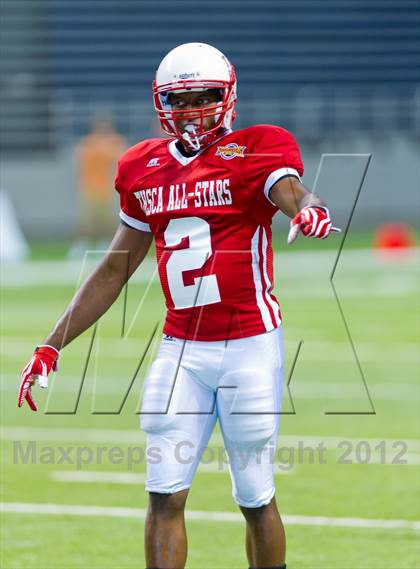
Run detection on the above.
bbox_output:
[2,339,420,363]
[1,259,157,288]
[1,249,418,288]
[1,502,419,531]
[1,378,419,404]
[2,426,419,454]
[2,372,418,399]
[1,425,147,444]
[49,466,293,485]
[279,514,420,531]
[51,471,147,484]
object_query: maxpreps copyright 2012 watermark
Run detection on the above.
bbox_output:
[12,439,408,471]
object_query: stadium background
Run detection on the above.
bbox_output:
[1,0,419,237]
[1,1,419,568]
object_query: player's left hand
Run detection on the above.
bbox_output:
[288,206,340,244]
[18,345,59,411]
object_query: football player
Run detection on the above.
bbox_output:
[19,43,337,569]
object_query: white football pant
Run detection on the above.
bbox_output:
[140,327,284,508]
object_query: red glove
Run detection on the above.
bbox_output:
[18,345,59,411]
[288,206,338,244]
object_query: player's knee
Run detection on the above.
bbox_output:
[235,486,275,509]
[240,503,267,523]
[148,489,188,518]
[239,497,276,524]
[232,471,276,509]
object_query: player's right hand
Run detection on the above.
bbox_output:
[18,345,59,411]
[287,206,339,244]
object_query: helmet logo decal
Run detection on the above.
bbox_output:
[216,143,246,160]
[177,72,199,80]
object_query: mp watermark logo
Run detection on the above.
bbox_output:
[32,152,379,418]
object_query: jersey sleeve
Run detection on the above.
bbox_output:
[115,158,151,232]
[245,126,304,207]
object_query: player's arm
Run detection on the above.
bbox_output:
[269,175,325,218]
[18,224,153,410]
[45,223,153,349]
[269,176,337,244]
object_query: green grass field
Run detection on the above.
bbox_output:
[1,235,419,568]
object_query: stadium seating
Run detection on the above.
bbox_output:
[1,0,419,150]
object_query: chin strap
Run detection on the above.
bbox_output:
[181,125,201,152]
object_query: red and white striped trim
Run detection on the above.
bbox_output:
[21,356,36,377]
[119,210,151,233]
[263,167,302,206]
[251,226,281,331]
[260,228,281,326]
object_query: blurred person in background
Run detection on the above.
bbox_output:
[69,116,126,258]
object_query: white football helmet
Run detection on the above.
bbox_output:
[153,43,237,151]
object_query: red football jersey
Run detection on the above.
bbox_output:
[115,125,304,341]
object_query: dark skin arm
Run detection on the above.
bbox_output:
[44,224,153,350]
[268,175,326,218]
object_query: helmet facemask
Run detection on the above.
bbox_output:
[153,75,237,152]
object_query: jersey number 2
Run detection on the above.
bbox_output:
[164,217,221,309]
